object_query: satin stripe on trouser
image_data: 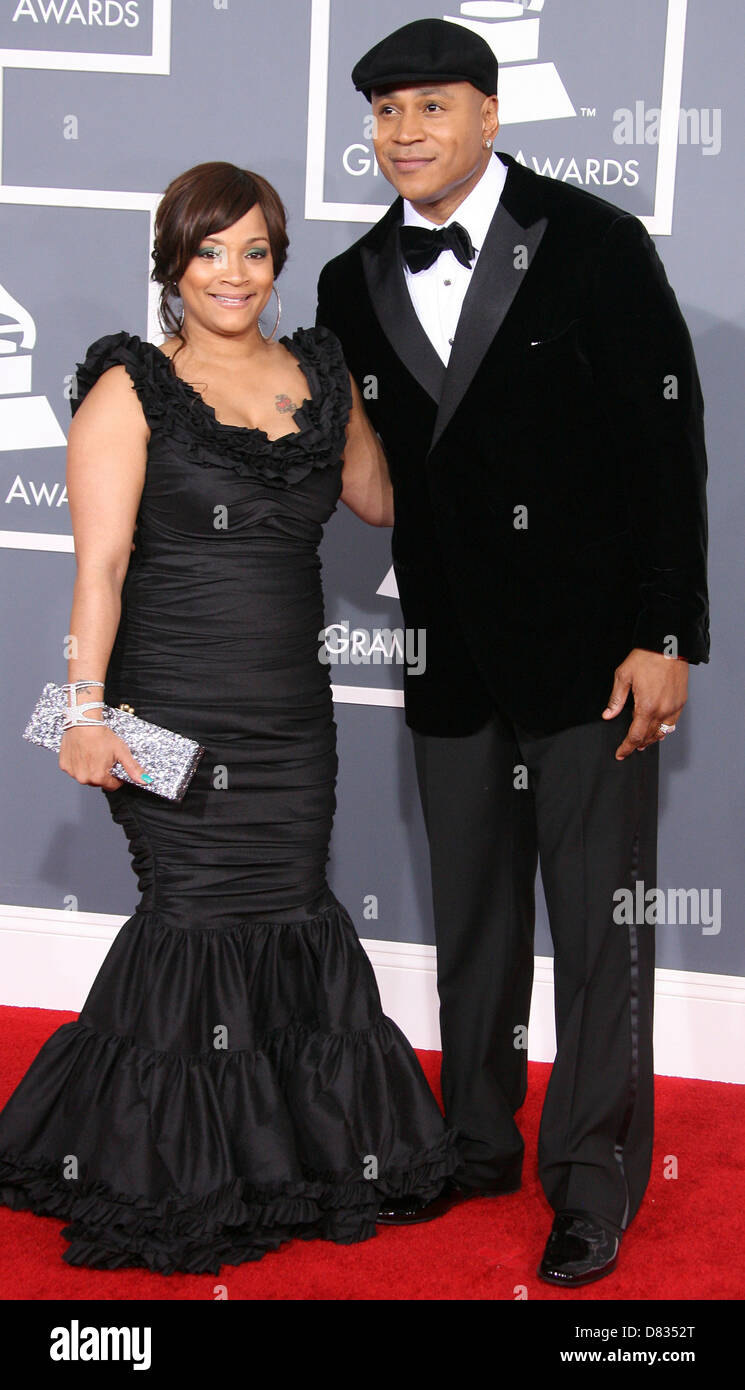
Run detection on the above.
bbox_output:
[412,701,659,1233]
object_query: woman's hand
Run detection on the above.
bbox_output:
[59,724,150,791]
[340,374,394,526]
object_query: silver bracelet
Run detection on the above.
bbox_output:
[61,680,106,730]
[62,702,105,729]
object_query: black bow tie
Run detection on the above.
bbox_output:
[399,221,475,274]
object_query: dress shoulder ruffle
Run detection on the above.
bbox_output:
[70,324,352,488]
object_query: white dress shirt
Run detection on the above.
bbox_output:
[402,154,508,366]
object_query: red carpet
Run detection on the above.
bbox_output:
[0,1006,741,1300]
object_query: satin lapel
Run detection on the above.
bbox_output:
[430,168,548,452]
[360,205,446,404]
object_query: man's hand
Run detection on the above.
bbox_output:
[602,648,689,760]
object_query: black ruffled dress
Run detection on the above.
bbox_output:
[0,326,457,1273]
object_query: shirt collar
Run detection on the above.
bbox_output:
[402,153,507,253]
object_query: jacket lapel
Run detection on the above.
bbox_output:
[429,153,548,451]
[360,201,446,404]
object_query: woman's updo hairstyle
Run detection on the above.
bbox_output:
[151,161,289,367]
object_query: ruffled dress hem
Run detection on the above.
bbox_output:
[0,897,459,1274]
[0,1127,457,1274]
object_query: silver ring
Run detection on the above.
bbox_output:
[658,723,677,735]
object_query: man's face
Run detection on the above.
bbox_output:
[370,81,498,207]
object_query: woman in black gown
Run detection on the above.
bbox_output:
[0,162,457,1273]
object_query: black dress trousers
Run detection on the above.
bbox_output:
[411,699,659,1235]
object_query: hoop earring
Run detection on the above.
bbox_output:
[258,284,281,341]
[169,283,184,328]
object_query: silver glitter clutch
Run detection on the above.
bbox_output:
[23,682,205,802]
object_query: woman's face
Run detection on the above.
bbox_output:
[175,204,275,338]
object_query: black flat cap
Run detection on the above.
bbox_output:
[352,18,498,102]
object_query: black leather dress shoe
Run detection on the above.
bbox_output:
[376,1166,521,1225]
[538,1209,620,1286]
[375,1183,461,1225]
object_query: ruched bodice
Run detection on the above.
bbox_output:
[78,328,354,921]
[80,327,350,712]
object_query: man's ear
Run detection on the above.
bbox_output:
[482,93,499,142]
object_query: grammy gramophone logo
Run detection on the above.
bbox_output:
[444,1,575,125]
[0,285,66,453]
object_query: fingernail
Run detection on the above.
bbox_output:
[141,773,153,784]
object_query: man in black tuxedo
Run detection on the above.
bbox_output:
[316,19,709,1286]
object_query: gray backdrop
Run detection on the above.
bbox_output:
[1,0,742,978]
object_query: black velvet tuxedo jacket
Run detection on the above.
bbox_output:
[316,151,710,737]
